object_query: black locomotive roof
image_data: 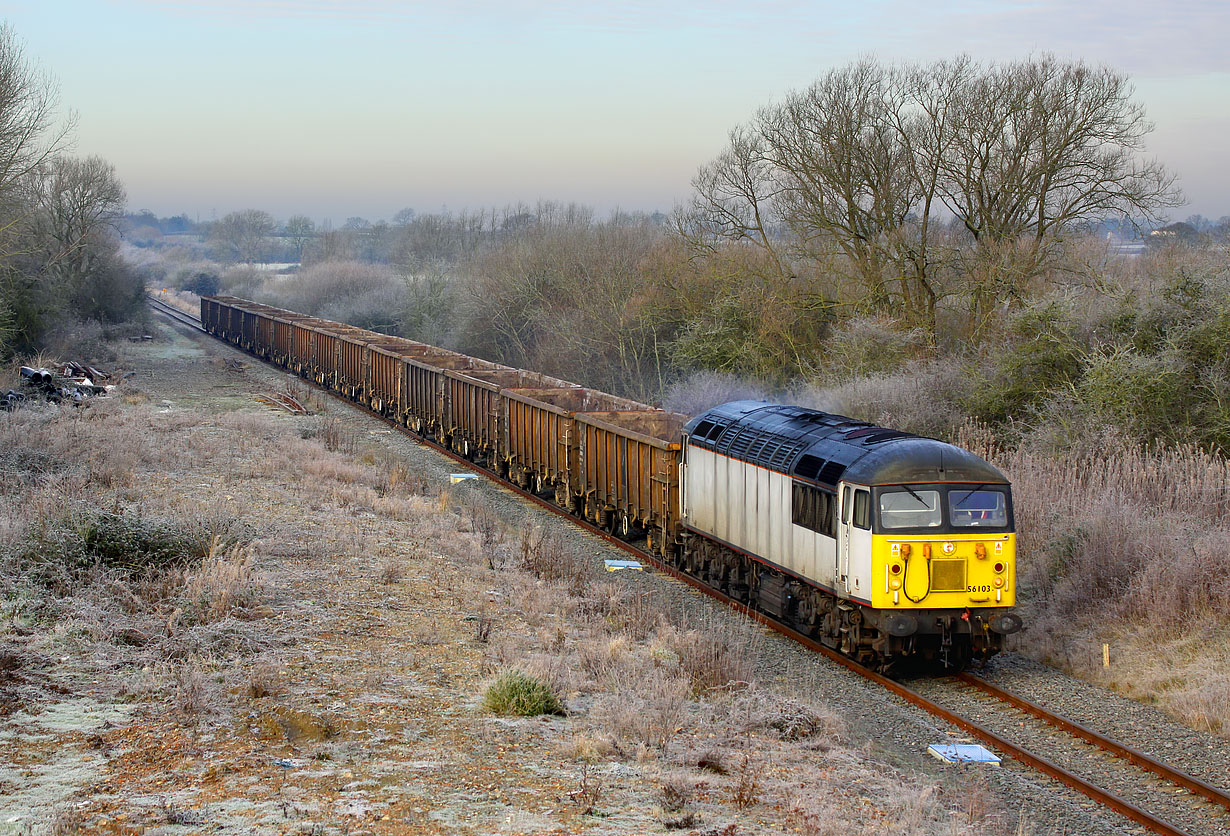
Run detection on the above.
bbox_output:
[684,401,1007,488]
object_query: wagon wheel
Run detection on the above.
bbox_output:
[616,511,629,539]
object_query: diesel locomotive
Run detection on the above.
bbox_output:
[200,295,1021,670]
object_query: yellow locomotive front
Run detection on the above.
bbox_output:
[859,482,1021,668]
[870,484,1016,610]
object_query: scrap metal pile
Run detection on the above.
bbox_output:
[3,363,115,410]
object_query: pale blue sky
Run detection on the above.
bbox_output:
[4,0,1227,223]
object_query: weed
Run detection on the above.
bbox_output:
[657,771,695,812]
[182,546,261,623]
[482,669,565,717]
[698,749,729,774]
[309,416,355,454]
[246,661,284,699]
[173,660,217,718]
[473,610,494,643]
[568,763,602,815]
[663,811,700,829]
[729,753,761,809]
[518,525,589,595]
[656,618,755,695]
[591,667,688,751]
[558,732,619,763]
[376,555,405,585]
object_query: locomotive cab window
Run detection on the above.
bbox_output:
[950,489,1008,527]
[879,489,942,529]
[852,489,871,530]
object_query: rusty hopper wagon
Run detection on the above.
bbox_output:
[444,368,577,467]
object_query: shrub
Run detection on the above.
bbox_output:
[482,669,565,716]
[661,370,770,417]
[819,315,929,380]
[963,301,1084,427]
[7,507,251,590]
[797,358,973,441]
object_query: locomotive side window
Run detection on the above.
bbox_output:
[852,489,870,530]
[950,489,1008,527]
[792,483,837,538]
[879,489,942,529]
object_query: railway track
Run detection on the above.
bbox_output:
[146,294,205,331]
[164,298,1229,836]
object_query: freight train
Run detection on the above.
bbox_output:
[200,295,1021,670]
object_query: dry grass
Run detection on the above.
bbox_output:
[182,545,262,622]
[956,422,1230,736]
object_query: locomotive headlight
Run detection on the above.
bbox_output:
[993,577,1004,588]
[890,578,901,590]
[890,564,902,575]
[993,562,1005,574]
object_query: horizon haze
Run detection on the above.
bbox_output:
[6,0,1228,223]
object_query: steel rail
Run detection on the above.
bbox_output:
[146,295,205,331]
[187,310,1205,836]
[957,672,1230,813]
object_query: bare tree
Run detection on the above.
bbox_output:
[687,55,1183,336]
[681,124,786,276]
[210,209,275,264]
[284,214,315,263]
[30,155,126,276]
[0,24,74,215]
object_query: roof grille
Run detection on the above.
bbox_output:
[794,454,825,480]
[817,461,847,485]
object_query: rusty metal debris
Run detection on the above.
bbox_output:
[253,391,309,414]
[5,363,116,409]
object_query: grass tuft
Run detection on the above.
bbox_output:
[482,669,565,717]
